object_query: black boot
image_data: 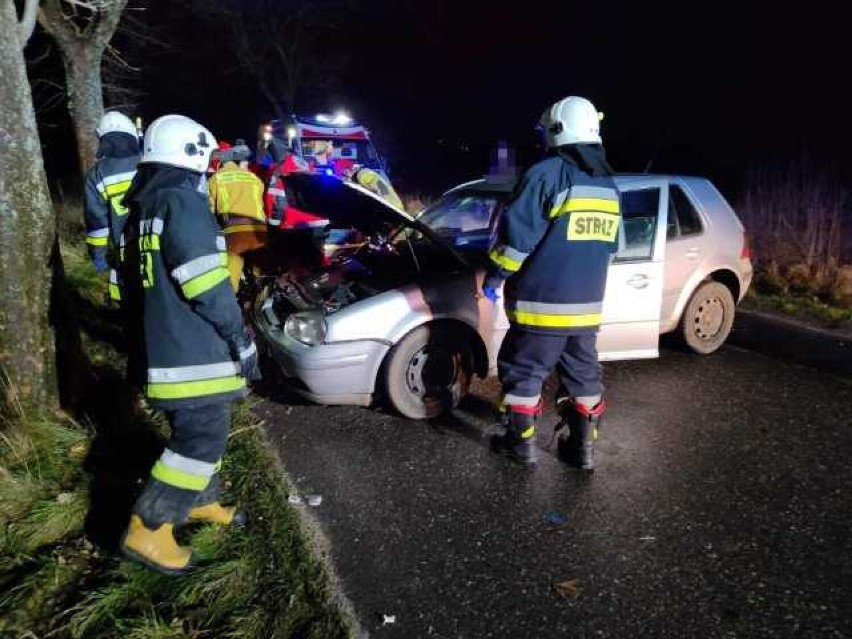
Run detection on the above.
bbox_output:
[490,404,540,465]
[557,399,605,470]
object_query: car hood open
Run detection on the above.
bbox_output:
[281,173,411,232]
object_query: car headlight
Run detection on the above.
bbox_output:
[285,312,327,346]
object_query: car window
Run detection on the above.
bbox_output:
[614,188,660,262]
[418,192,499,235]
[669,184,703,236]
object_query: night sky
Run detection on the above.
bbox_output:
[30,0,849,200]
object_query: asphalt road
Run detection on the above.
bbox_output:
[258,345,852,639]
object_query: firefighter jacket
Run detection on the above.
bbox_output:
[264,156,329,229]
[83,132,140,301]
[487,152,620,333]
[122,166,248,409]
[208,161,267,253]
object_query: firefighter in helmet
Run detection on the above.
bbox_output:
[120,114,259,574]
[483,96,620,470]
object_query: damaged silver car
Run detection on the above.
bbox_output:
[251,172,752,419]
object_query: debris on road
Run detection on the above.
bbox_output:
[553,579,581,599]
[306,494,323,507]
[381,614,396,625]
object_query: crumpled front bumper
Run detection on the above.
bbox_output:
[258,323,390,407]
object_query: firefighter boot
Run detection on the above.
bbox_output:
[490,404,540,465]
[186,474,246,527]
[557,400,605,470]
[187,502,246,527]
[121,515,193,575]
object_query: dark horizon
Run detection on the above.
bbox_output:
[28,0,850,201]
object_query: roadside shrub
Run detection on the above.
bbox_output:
[739,159,850,306]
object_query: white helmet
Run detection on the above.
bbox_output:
[539,96,603,148]
[96,111,137,138]
[141,114,217,173]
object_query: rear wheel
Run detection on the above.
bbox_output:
[680,281,736,354]
[383,325,473,419]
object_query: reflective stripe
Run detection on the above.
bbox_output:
[266,187,287,197]
[109,269,120,284]
[159,448,217,478]
[268,218,281,227]
[95,170,137,194]
[569,185,619,200]
[86,235,108,247]
[148,361,240,383]
[139,218,164,235]
[239,342,256,360]
[139,235,161,251]
[520,426,536,440]
[225,224,268,234]
[294,220,328,228]
[146,375,245,400]
[506,309,602,328]
[550,197,620,219]
[171,253,223,284]
[151,448,216,491]
[104,180,133,197]
[502,393,541,407]
[87,227,110,238]
[108,283,122,301]
[489,245,529,272]
[181,267,229,299]
[509,300,603,315]
[216,236,226,251]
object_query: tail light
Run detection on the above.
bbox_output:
[740,232,753,260]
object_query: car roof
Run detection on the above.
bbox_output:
[444,173,712,196]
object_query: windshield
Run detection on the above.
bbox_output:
[418,192,500,236]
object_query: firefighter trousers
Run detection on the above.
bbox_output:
[497,326,603,406]
[133,402,231,528]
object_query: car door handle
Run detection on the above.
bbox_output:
[627,274,649,289]
[685,247,700,260]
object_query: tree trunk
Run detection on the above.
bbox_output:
[38,0,127,179]
[63,43,105,176]
[0,0,58,405]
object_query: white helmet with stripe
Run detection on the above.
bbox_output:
[141,114,217,173]
[539,96,603,148]
[96,111,137,138]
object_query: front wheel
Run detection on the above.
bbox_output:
[680,281,736,354]
[383,325,473,419]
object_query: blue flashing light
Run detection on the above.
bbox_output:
[324,168,334,176]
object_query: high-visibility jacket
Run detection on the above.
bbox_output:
[488,153,620,333]
[208,161,267,253]
[83,132,140,302]
[122,166,248,409]
[264,156,329,230]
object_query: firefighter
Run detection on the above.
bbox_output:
[483,96,620,470]
[264,138,328,273]
[119,114,259,574]
[208,140,267,291]
[83,111,141,303]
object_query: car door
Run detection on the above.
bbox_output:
[660,179,708,332]
[597,178,669,360]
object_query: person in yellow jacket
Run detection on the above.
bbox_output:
[207,140,267,291]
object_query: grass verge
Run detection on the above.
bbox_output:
[743,288,852,332]
[0,239,354,638]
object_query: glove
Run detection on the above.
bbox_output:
[231,329,261,382]
[90,249,108,273]
[481,285,499,303]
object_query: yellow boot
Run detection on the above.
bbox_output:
[187,502,246,527]
[121,515,193,575]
